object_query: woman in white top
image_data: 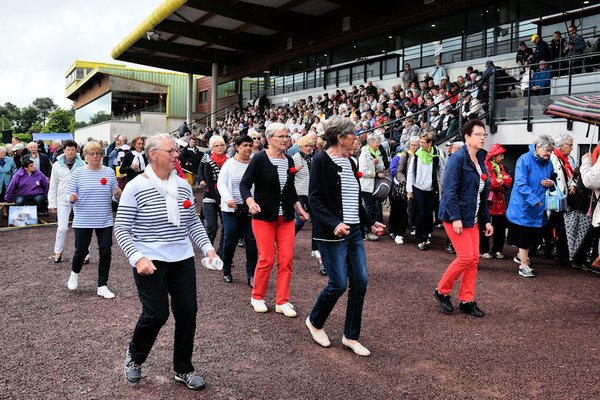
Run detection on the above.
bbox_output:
[66,141,121,299]
[217,135,258,286]
[358,132,386,241]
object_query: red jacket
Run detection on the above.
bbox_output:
[485,144,513,216]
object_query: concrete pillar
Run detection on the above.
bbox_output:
[211,62,218,128]
[187,72,193,125]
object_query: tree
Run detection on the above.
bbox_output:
[28,121,42,134]
[32,97,58,125]
[41,109,74,133]
[0,102,20,123]
[1,114,12,130]
[14,106,40,133]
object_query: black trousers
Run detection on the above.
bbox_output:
[543,212,568,260]
[72,227,111,287]
[413,187,435,244]
[388,194,409,236]
[480,214,508,254]
[129,257,197,374]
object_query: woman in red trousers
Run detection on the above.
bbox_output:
[434,120,493,317]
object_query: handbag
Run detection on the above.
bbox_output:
[373,175,393,201]
[544,183,567,212]
[389,182,407,202]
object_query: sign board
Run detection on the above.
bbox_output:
[435,44,443,56]
[9,206,38,227]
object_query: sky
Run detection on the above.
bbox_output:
[0,0,167,110]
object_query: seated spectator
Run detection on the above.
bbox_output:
[4,158,49,216]
[516,41,533,67]
[23,142,52,178]
[531,60,551,96]
[461,92,484,120]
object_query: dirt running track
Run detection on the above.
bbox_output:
[2,213,600,399]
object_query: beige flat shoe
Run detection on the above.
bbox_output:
[305,317,330,347]
[342,335,371,357]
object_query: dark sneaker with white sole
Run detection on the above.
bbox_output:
[124,350,142,383]
[174,371,206,390]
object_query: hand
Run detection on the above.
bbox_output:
[371,221,386,235]
[50,208,57,214]
[135,257,157,275]
[298,208,310,221]
[484,222,493,237]
[407,193,413,199]
[452,220,463,235]
[113,187,122,199]
[583,152,592,160]
[248,199,261,215]
[226,200,236,210]
[535,201,542,207]
[373,158,379,164]
[200,180,206,188]
[496,178,503,183]
[295,164,303,171]
[378,173,385,179]
[132,163,139,171]
[569,186,576,195]
[334,223,350,237]
[206,250,219,264]
[541,179,554,188]
[69,193,78,203]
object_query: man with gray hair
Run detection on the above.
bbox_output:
[23,141,52,178]
[51,140,63,163]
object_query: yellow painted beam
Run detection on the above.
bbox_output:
[111,0,188,60]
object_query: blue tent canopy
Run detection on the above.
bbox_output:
[32,133,74,142]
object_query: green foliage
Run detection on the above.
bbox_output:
[14,133,32,142]
[1,114,12,130]
[89,111,113,125]
[28,121,42,134]
[32,97,58,123]
[0,102,20,122]
[14,106,40,133]
[41,109,74,133]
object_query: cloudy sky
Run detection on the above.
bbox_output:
[0,0,167,110]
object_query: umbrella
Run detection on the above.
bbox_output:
[564,210,593,260]
[544,95,600,148]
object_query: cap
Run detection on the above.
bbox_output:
[531,34,539,42]
[440,76,448,81]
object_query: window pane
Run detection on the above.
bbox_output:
[351,65,364,82]
[366,62,380,79]
[339,68,350,84]
[383,57,397,76]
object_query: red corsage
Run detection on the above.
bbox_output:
[183,199,192,209]
[480,174,487,181]
[357,171,363,178]
[100,178,107,185]
[289,167,297,174]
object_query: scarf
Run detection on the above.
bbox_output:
[131,150,146,172]
[415,147,438,165]
[299,151,313,170]
[490,160,501,177]
[211,152,227,169]
[146,164,181,227]
[554,149,574,178]
[368,146,380,160]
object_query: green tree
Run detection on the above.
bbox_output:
[1,114,12,130]
[28,121,42,134]
[0,102,20,123]
[32,97,58,125]
[14,106,40,133]
[41,109,74,133]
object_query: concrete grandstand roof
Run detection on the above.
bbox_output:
[111,0,487,81]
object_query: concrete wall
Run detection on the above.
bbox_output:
[74,121,141,144]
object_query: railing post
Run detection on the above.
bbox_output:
[489,73,497,134]
[568,58,573,96]
[458,90,464,133]
[526,65,532,132]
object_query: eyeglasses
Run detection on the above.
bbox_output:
[472,133,488,138]
[155,148,180,155]
[273,135,291,140]
[87,152,102,157]
[252,138,261,141]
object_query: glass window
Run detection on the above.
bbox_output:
[198,90,208,103]
[422,41,437,68]
[383,57,397,76]
[366,61,380,79]
[293,72,304,91]
[75,93,112,127]
[465,32,484,60]
[442,36,463,64]
[338,68,350,84]
[326,71,336,87]
[75,68,84,79]
[404,44,421,69]
[351,65,364,83]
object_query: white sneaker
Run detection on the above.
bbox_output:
[311,250,321,259]
[305,316,330,347]
[97,285,115,299]
[251,298,268,313]
[410,230,416,236]
[275,302,297,318]
[67,272,79,290]
[394,235,404,244]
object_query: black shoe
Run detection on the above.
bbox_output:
[237,239,245,248]
[434,289,453,313]
[318,258,327,275]
[570,260,585,270]
[174,371,206,390]
[223,275,233,283]
[458,301,485,317]
[83,256,90,265]
[54,254,62,263]
[418,242,428,251]
[247,277,254,288]
[124,350,142,383]
[445,244,456,255]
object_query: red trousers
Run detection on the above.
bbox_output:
[437,222,479,302]
[251,216,295,305]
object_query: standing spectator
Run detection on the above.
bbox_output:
[480,144,513,259]
[402,63,417,88]
[23,142,52,178]
[565,25,586,73]
[48,140,84,263]
[179,136,203,188]
[406,132,445,251]
[549,31,566,75]
[239,122,309,316]
[66,141,121,298]
[217,135,258,285]
[203,135,227,245]
[435,120,492,318]
[306,116,384,356]
[516,42,534,67]
[430,58,447,85]
[50,140,63,163]
[106,134,119,159]
[531,34,550,64]
[506,136,556,278]
[4,159,49,216]
[0,147,17,216]
[11,143,25,169]
[358,133,385,241]
[119,137,148,184]
[115,133,217,390]
[365,81,378,98]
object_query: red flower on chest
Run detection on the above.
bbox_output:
[100,178,107,185]
[183,199,192,209]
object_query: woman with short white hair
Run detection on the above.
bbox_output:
[203,135,227,245]
[358,132,386,241]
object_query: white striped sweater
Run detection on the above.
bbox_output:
[66,166,117,228]
[114,175,214,267]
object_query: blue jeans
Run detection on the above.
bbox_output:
[221,211,258,278]
[413,187,435,244]
[14,194,46,212]
[202,202,224,255]
[309,224,368,340]
[362,191,376,235]
[295,195,317,251]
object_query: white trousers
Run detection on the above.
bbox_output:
[54,202,74,254]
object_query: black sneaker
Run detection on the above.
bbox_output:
[434,289,453,313]
[458,301,485,317]
[174,371,206,390]
[223,274,233,283]
[124,350,142,383]
[318,258,327,275]
[445,244,456,255]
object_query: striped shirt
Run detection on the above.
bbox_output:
[269,156,288,216]
[229,158,249,205]
[114,175,214,267]
[474,164,485,224]
[330,155,360,224]
[66,166,117,228]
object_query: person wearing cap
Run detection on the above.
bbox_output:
[531,34,550,64]
[430,58,447,86]
[11,142,26,169]
[480,143,512,259]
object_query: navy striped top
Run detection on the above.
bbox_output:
[269,156,289,216]
[66,166,117,228]
[330,155,360,224]
[114,175,214,267]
